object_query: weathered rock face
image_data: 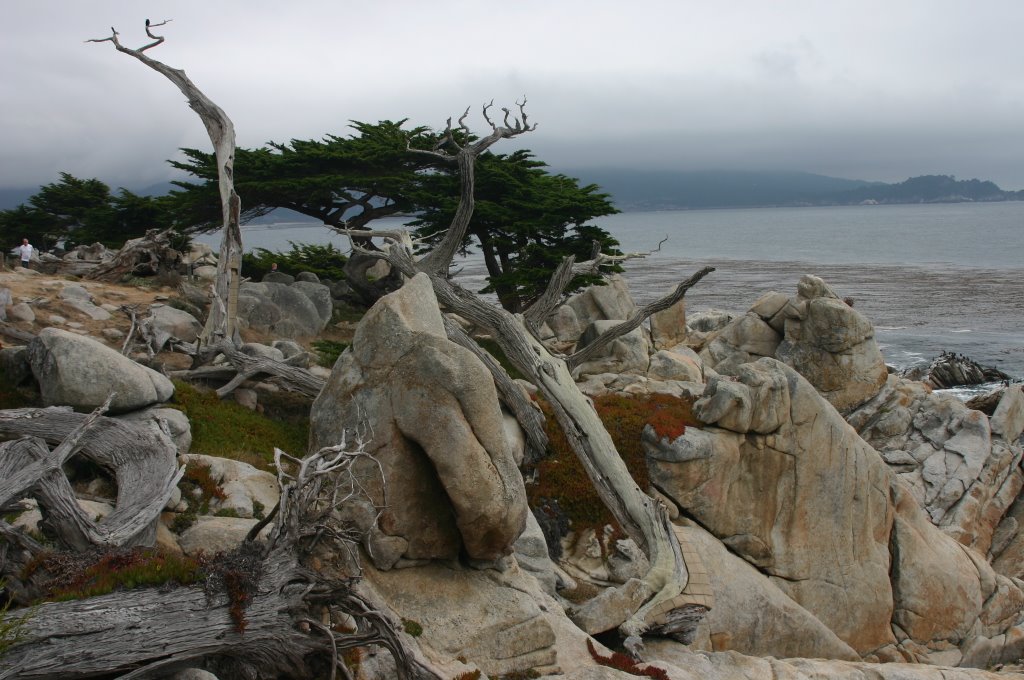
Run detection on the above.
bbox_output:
[310,274,527,568]
[699,312,782,374]
[672,521,859,661]
[28,327,174,413]
[698,277,886,413]
[236,280,332,338]
[775,275,888,412]
[647,358,896,653]
[849,377,1023,554]
[646,358,1024,664]
[363,561,558,678]
[544,275,637,347]
[573,321,651,377]
[649,298,687,350]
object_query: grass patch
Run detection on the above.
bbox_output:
[169,381,308,471]
[311,339,349,368]
[331,301,366,325]
[527,393,698,534]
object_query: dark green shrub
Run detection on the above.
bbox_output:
[243,242,348,281]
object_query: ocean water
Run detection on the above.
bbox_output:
[197,201,1024,380]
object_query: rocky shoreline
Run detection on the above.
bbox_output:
[2,255,1024,679]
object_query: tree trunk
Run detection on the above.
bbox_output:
[89,24,242,348]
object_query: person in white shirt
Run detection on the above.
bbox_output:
[15,238,33,268]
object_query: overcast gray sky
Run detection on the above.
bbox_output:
[2,0,1023,192]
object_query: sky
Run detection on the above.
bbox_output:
[2,0,1023,193]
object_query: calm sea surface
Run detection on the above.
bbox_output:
[198,202,1024,379]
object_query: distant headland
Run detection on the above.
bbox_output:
[560,169,1024,212]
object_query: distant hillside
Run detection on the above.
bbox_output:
[559,169,1022,211]
[558,169,880,211]
[825,174,1024,205]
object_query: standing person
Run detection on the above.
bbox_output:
[15,238,33,269]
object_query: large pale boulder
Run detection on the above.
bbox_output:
[646,357,1024,665]
[546,275,637,348]
[181,454,279,520]
[699,312,781,374]
[362,551,557,678]
[28,327,174,413]
[177,516,265,555]
[648,359,896,653]
[237,281,328,338]
[290,280,334,326]
[776,274,887,412]
[309,274,527,568]
[115,406,192,455]
[649,298,687,350]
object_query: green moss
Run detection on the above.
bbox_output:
[168,381,308,471]
[527,393,699,534]
[401,618,423,637]
[170,510,197,534]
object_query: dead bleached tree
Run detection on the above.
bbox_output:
[344,102,714,652]
[0,432,437,680]
[88,20,242,349]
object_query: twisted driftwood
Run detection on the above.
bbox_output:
[0,399,181,553]
[85,228,181,283]
[0,437,438,679]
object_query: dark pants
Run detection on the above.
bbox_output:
[20,260,29,268]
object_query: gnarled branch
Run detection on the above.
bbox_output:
[567,266,715,371]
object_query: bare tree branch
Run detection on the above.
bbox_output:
[567,266,715,371]
[522,255,577,333]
